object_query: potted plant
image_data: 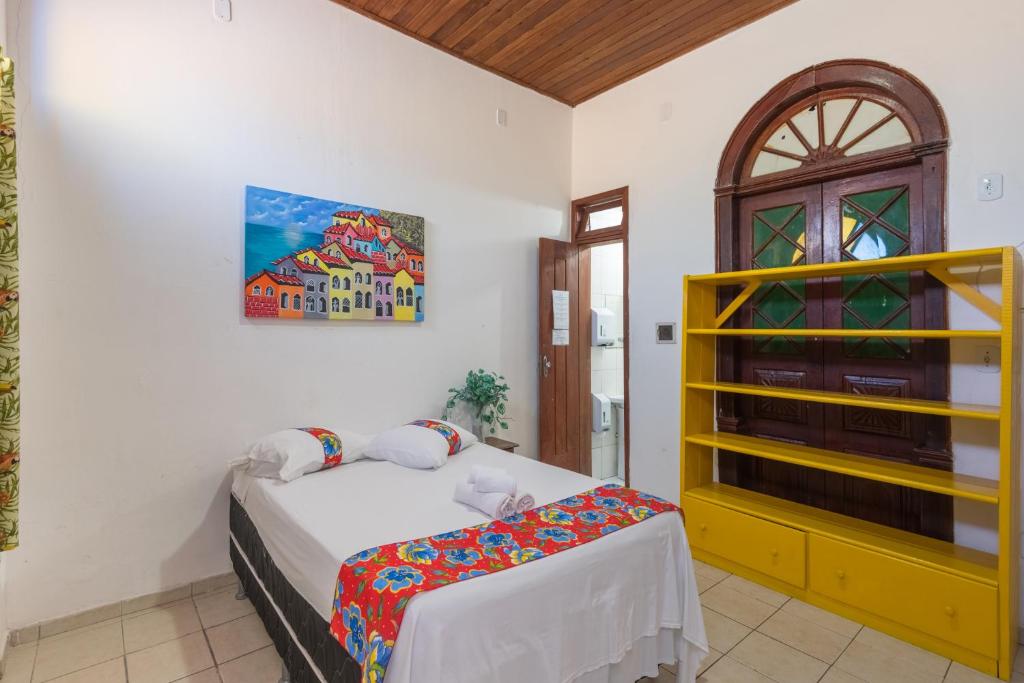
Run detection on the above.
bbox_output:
[444,369,510,439]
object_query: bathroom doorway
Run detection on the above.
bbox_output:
[574,188,629,486]
[587,241,626,484]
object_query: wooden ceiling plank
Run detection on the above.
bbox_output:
[329,0,795,106]
[551,0,771,97]
[481,0,595,68]
[561,0,796,102]
[505,0,658,80]
[461,0,564,61]
[515,0,680,84]
[438,0,515,49]
[530,1,719,93]
[376,0,413,21]
[330,0,573,105]
[405,0,465,35]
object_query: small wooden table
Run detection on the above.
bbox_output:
[484,436,519,453]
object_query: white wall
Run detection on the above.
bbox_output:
[571,0,1024,600]
[5,0,571,627]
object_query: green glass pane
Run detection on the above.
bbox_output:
[844,276,907,326]
[758,204,801,229]
[847,187,901,217]
[753,217,773,251]
[846,224,907,261]
[879,190,910,235]
[757,234,805,268]
[843,307,910,358]
[753,282,805,355]
[753,205,805,268]
[750,203,806,356]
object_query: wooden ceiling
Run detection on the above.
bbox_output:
[330,0,797,106]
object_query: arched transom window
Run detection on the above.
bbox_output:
[749,95,914,179]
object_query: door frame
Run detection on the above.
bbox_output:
[572,187,630,484]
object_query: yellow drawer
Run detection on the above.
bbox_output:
[687,497,806,587]
[809,536,997,657]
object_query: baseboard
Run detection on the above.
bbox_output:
[8,570,238,646]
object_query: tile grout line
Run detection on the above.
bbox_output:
[819,624,865,682]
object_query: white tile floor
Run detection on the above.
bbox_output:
[4,564,1023,682]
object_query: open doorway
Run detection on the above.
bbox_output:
[574,187,629,486]
[537,187,629,482]
[588,241,625,484]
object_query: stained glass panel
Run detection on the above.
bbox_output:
[840,186,911,359]
[751,203,806,354]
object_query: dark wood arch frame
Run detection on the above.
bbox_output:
[713,59,954,538]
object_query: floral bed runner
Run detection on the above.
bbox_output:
[329,483,680,682]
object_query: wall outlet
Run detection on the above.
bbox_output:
[977,344,1000,373]
[213,0,232,21]
[496,108,508,127]
[978,173,1003,201]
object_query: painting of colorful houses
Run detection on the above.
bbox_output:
[244,186,425,322]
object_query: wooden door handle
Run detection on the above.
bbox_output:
[542,355,551,377]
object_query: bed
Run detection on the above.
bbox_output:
[229,441,708,683]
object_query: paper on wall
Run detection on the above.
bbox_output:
[552,290,570,330]
[552,328,569,346]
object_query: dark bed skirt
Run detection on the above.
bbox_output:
[229,495,361,683]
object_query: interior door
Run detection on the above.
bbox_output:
[723,166,952,540]
[538,238,584,473]
[729,186,827,506]
[819,167,952,538]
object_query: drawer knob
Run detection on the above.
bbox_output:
[699,524,708,532]
[836,569,846,580]
[769,548,779,558]
[944,606,957,617]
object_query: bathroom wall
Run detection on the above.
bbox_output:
[589,241,624,480]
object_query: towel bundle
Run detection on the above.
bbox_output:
[455,465,536,518]
[454,480,516,520]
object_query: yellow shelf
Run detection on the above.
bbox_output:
[684,483,999,585]
[686,381,1000,421]
[686,246,1005,286]
[687,432,1000,504]
[687,328,1001,339]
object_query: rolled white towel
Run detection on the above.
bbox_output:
[454,480,516,520]
[514,493,535,513]
[473,470,517,496]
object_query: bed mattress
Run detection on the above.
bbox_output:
[231,443,707,682]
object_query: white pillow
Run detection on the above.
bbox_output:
[236,426,371,482]
[365,419,476,470]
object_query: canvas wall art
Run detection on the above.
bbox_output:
[244,186,425,322]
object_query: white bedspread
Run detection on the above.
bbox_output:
[232,443,707,683]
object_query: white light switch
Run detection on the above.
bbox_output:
[978,173,1003,201]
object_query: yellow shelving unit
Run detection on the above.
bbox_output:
[680,246,1020,679]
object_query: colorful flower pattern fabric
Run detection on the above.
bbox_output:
[407,419,461,456]
[329,484,680,683]
[298,427,344,469]
[0,50,17,552]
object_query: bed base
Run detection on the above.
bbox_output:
[229,495,360,683]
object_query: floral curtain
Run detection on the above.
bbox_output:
[0,49,18,551]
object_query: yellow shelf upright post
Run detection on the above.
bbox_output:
[997,246,1021,678]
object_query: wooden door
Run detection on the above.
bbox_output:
[729,186,827,505]
[538,238,584,473]
[819,167,952,537]
[723,167,952,539]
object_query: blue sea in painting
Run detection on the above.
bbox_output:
[244,186,381,278]
[244,223,324,278]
